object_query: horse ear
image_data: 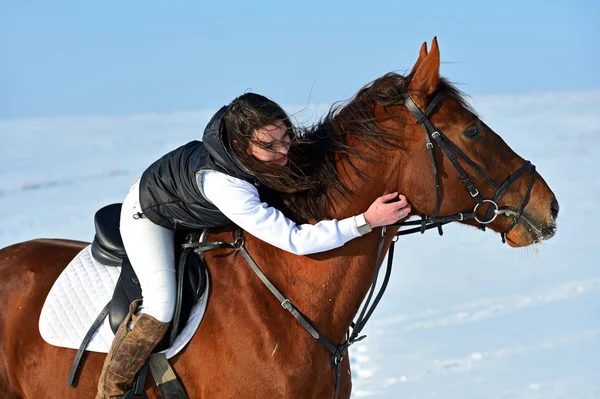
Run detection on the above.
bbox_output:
[408,37,440,96]
[410,41,428,74]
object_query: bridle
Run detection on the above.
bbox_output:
[185,90,539,399]
[395,90,537,244]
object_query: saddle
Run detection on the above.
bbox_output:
[90,202,207,351]
[68,203,208,393]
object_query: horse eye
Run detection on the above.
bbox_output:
[464,125,480,138]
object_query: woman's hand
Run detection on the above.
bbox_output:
[363,192,411,228]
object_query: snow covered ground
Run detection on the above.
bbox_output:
[1,89,598,398]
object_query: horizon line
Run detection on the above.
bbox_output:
[1,88,599,124]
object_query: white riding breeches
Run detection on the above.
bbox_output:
[119,178,176,323]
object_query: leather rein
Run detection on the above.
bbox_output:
[186,89,537,399]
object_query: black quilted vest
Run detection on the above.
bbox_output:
[138,105,262,231]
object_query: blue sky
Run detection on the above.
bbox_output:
[1,0,598,119]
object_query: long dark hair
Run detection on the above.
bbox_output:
[224,92,315,193]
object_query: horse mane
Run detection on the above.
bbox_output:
[271,71,474,223]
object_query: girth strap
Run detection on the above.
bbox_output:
[149,353,189,398]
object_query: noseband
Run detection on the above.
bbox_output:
[394,91,537,243]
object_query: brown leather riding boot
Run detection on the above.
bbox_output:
[96,299,169,399]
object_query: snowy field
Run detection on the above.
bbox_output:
[1,89,599,398]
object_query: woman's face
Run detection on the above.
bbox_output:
[247,120,291,166]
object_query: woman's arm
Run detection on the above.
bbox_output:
[200,170,363,255]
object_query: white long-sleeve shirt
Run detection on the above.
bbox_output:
[200,170,363,255]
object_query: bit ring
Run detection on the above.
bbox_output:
[474,200,499,224]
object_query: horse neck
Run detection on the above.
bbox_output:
[271,138,402,345]
[320,142,402,341]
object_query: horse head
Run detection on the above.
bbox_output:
[399,37,558,246]
[313,37,559,248]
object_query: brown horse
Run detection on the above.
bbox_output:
[0,37,558,398]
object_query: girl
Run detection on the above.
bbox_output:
[96,93,411,398]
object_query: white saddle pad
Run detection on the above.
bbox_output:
[39,244,209,358]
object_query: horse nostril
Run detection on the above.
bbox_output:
[550,197,559,220]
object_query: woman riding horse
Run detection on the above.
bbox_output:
[97,92,412,398]
[0,37,558,399]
